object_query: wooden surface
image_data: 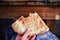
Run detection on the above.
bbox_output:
[0,6,60,20]
[0,1,60,6]
[0,0,43,1]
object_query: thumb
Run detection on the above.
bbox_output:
[22,29,30,40]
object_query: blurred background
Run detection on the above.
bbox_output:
[0,0,60,40]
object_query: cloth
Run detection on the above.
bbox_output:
[6,19,17,40]
[6,19,59,40]
[36,31,59,40]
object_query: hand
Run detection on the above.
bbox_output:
[15,29,36,40]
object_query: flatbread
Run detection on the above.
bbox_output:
[12,12,49,36]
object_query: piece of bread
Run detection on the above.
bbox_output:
[12,12,49,36]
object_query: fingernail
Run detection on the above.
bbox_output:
[27,28,30,31]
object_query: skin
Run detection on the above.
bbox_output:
[15,29,36,40]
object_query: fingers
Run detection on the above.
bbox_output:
[16,29,36,40]
[15,35,22,40]
[23,29,30,37]
[27,37,31,40]
[21,29,30,40]
[31,36,36,40]
[27,36,36,40]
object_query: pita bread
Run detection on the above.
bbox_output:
[12,12,49,36]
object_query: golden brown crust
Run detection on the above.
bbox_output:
[12,12,49,36]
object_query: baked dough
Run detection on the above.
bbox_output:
[12,12,49,36]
